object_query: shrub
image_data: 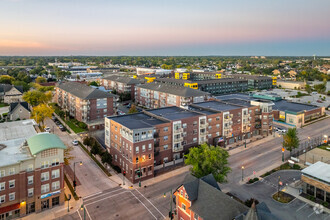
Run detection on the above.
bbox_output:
[293,164,301,170]
[322,202,329,207]
[248,179,254,183]
[244,198,259,207]
[253,177,259,182]
[112,165,121,173]
[78,122,87,129]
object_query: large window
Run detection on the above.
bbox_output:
[9,180,15,188]
[28,176,33,185]
[52,181,60,191]
[306,184,315,196]
[0,182,4,191]
[41,172,49,182]
[41,184,50,194]
[52,170,60,179]
[316,188,325,200]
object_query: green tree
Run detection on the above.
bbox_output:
[35,76,47,84]
[305,84,312,94]
[91,143,101,155]
[128,104,138,114]
[283,128,300,155]
[88,81,99,87]
[13,81,30,92]
[0,75,15,84]
[101,151,112,165]
[184,143,231,183]
[23,90,52,106]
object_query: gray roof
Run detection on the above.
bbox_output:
[147,106,203,121]
[103,75,142,85]
[216,93,255,101]
[9,102,30,114]
[180,174,248,220]
[137,83,209,97]
[220,98,252,107]
[236,202,280,220]
[302,161,330,183]
[57,81,117,100]
[109,112,169,130]
[155,78,247,85]
[272,100,319,113]
[192,101,242,112]
[0,84,23,93]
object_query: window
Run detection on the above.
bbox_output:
[52,169,60,179]
[0,182,4,191]
[136,157,139,163]
[193,121,197,126]
[0,170,5,177]
[164,136,168,141]
[182,203,186,211]
[142,155,146,161]
[180,190,183,196]
[185,193,188,199]
[28,188,34,197]
[136,146,139,153]
[216,117,220,121]
[0,195,5,203]
[163,127,168,132]
[182,123,187,128]
[9,180,15,188]
[193,129,197,134]
[41,148,58,158]
[41,172,49,182]
[41,184,50,193]
[193,138,197,143]
[208,118,212,122]
[9,168,15,175]
[28,176,33,185]
[164,145,168,150]
[142,145,146,152]
[216,124,220,128]
[9,193,15,201]
[148,154,151,160]
[148,143,152,150]
[52,159,60,166]
[52,181,60,191]
[41,161,50,169]
[27,164,33,172]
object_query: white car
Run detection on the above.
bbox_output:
[276,127,287,133]
[44,127,51,132]
[72,140,79,146]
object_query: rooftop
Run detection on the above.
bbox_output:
[188,105,219,115]
[147,106,203,121]
[302,161,330,184]
[109,112,169,130]
[216,93,255,101]
[0,119,37,142]
[103,75,142,85]
[137,83,209,97]
[221,98,252,107]
[272,100,319,113]
[192,101,242,112]
[57,81,117,100]
[27,133,67,155]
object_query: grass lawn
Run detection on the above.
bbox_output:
[65,119,86,133]
[0,103,8,108]
[272,191,294,203]
[318,144,330,151]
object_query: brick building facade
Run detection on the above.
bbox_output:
[100,76,141,100]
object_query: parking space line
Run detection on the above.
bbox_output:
[308,211,315,218]
[84,188,125,202]
[130,191,157,220]
[85,191,130,206]
[296,203,308,212]
[135,189,165,219]
[85,206,92,220]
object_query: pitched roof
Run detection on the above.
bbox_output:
[179,174,248,220]
[103,75,141,85]
[9,102,30,114]
[236,202,280,220]
[27,133,67,155]
[0,84,23,93]
[137,83,209,97]
[57,81,117,100]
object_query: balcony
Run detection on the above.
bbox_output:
[200,122,208,128]
[173,128,183,133]
[173,145,183,152]
[174,136,183,142]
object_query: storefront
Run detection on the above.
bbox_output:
[0,203,20,220]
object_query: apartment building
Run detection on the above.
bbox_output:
[0,120,66,219]
[55,81,118,130]
[105,100,267,183]
[135,83,210,108]
[154,78,248,95]
[222,74,274,90]
[100,76,141,99]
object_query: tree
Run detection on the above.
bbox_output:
[23,90,52,106]
[91,143,101,156]
[0,75,15,84]
[184,143,231,183]
[101,151,112,165]
[32,104,54,127]
[13,80,30,92]
[305,84,312,94]
[35,76,47,84]
[88,81,99,87]
[128,104,138,114]
[283,128,300,155]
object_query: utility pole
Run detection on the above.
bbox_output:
[164,189,174,219]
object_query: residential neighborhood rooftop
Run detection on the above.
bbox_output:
[192,101,242,112]
[147,106,203,120]
[103,75,142,85]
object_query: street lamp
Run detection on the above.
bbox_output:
[73,161,83,192]
[282,147,285,162]
[163,189,174,220]
[241,166,245,181]
[244,133,247,148]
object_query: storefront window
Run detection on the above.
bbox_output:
[316,188,324,201]
[52,196,60,207]
[306,184,315,196]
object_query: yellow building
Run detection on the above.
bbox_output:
[184,82,198,89]
[216,73,222,79]
[272,77,277,85]
[175,72,180,79]
[145,77,156,83]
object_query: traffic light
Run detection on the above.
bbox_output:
[73,180,76,188]
[123,171,126,176]
[169,211,174,219]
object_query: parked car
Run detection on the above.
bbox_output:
[72,140,78,146]
[276,127,287,133]
[317,100,323,103]
[52,116,57,121]
[58,124,66,131]
[44,127,51,132]
[55,120,61,125]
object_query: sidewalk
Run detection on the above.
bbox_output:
[284,184,330,214]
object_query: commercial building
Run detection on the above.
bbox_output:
[135,83,210,108]
[0,84,23,104]
[276,80,306,90]
[105,100,269,183]
[55,81,118,130]
[136,68,172,76]
[216,93,325,127]
[0,120,66,218]
[301,162,330,203]
[154,78,248,95]
[100,76,142,99]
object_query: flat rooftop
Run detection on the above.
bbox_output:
[188,105,219,115]
[272,100,319,113]
[109,112,168,130]
[216,93,255,101]
[0,119,37,141]
[302,161,330,184]
[221,99,252,107]
[193,101,242,112]
[147,106,203,121]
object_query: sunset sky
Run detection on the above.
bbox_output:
[1,0,330,56]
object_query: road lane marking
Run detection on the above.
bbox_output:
[297,203,308,212]
[85,206,92,220]
[77,210,82,220]
[134,189,166,219]
[84,188,125,202]
[130,191,157,220]
[85,191,130,206]
[308,211,315,218]
[84,191,102,199]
